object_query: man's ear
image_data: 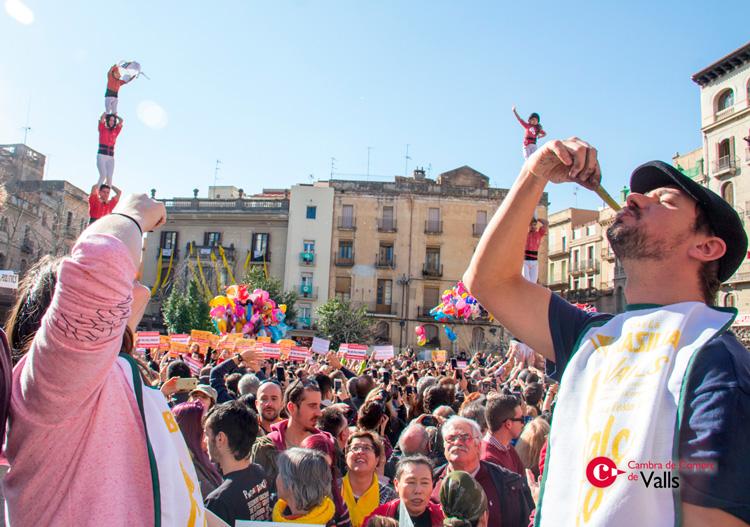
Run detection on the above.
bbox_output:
[215,431,227,448]
[688,235,726,263]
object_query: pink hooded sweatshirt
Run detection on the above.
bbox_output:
[4,234,154,526]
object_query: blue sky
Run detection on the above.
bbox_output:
[2,1,748,212]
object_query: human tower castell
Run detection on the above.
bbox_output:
[0,85,748,527]
[87,61,144,225]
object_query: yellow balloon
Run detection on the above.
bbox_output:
[210,296,230,308]
[279,304,287,313]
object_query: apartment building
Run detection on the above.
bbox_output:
[282,184,335,335]
[141,187,289,326]
[546,206,625,313]
[326,166,547,352]
[0,144,88,318]
[692,40,750,314]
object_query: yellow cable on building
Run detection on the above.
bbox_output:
[150,248,164,295]
[210,250,222,293]
[159,248,175,290]
[219,246,236,285]
[243,250,252,273]
[195,246,213,300]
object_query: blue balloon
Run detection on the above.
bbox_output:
[444,325,457,341]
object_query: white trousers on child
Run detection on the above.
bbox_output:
[522,260,539,283]
[105,96,118,115]
[96,154,114,186]
[523,143,538,159]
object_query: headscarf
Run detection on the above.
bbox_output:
[439,471,487,527]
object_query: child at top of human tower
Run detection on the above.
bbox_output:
[512,105,546,159]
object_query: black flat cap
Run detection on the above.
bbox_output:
[630,160,747,282]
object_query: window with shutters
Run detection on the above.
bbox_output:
[422,286,440,315]
[335,276,351,301]
[376,279,393,310]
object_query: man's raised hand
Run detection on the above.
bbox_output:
[526,137,601,191]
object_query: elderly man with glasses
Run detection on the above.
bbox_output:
[431,416,534,527]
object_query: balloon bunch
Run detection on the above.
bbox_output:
[209,284,289,341]
[415,325,427,347]
[430,281,483,322]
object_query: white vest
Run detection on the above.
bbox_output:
[536,302,735,527]
[117,354,208,527]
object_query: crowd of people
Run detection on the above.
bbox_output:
[1,135,749,526]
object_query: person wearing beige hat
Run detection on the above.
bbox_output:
[190,384,218,411]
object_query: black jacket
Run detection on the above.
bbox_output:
[434,460,534,527]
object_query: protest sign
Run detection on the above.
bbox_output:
[344,344,368,361]
[135,331,160,348]
[170,334,190,344]
[373,345,394,360]
[262,343,281,359]
[183,354,203,375]
[289,346,311,362]
[311,337,330,355]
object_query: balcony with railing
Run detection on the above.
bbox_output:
[712,155,738,177]
[713,106,735,124]
[472,224,486,237]
[424,220,443,234]
[353,301,397,316]
[375,253,396,269]
[297,284,318,300]
[416,305,435,319]
[422,263,443,277]
[248,249,270,263]
[547,276,569,290]
[337,217,357,231]
[299,251,315,266]
[187,244,236,261]
[549,245,570,258]
[296,317,317,330]
[161,198,289,212]
[601,246,615,261]
[159,246,180,259]
[570,259,600,277]
[377,218,397,232]
[335,253,355,267]
[564,287,603,303]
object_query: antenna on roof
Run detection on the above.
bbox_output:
[404,144,411,176]
[213,159,222,188]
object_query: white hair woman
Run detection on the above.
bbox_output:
[274,447,336,525]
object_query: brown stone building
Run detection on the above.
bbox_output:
[326,166,548,354]
[140,188,290,328]
[0,144,89,317]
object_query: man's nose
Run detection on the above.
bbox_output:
[625,192,653,209]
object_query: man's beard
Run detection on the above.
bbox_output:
[606,212,668,260]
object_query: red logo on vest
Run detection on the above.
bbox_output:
[586,456,626,488]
